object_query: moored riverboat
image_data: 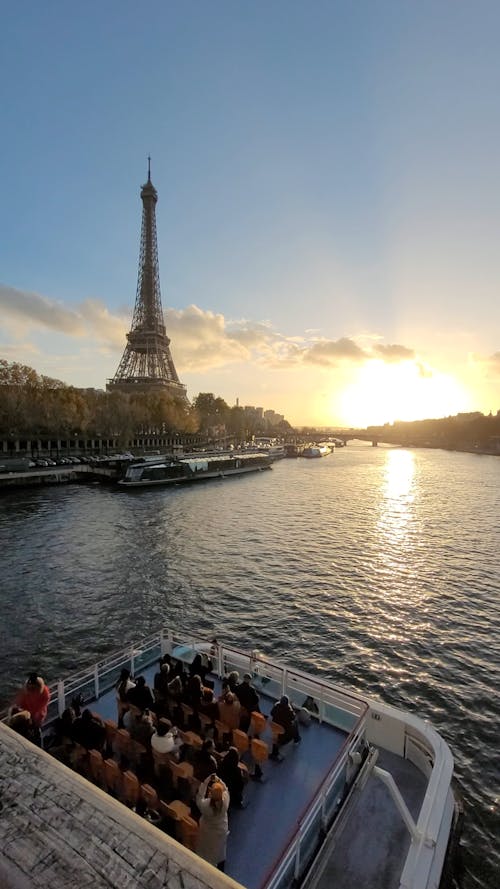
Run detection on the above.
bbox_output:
[119,452,272,487]
[1,629,462,889]
[302,444,330,458]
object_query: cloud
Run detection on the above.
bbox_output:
[0,284,126,347]
[303,338,368,366]
[373,343,415,362]
[1,283,423,378]
[468,350,500,379]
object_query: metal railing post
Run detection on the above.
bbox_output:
[130,645,135,676]
[57,680,65,717]
[293,827,302,881]
[93,664,100,701]
[160,628,172,656]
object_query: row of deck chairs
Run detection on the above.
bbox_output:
[66,706,288,853]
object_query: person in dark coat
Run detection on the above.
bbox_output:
[235,673,260,731]
[270,695,301,756]
[127,676,154,712]
[193,738,218,782]
[72,709,106,751]
[218,746,245,808]
[190,653,213,685]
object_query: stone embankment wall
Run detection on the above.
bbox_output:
[0,724,242,889]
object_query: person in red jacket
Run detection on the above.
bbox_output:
[15,673,50,746]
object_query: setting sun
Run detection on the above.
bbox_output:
[337,361,470,427]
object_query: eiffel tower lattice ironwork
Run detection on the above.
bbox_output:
[107,161,187,399]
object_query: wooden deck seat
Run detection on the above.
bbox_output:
[140,783,160,812]
[182,730,203,751]
[270,721,286,746]
[179,815,199,850]
[159,799,192,840]
[198,712,214,734]
[103,718,118,754]
[250,711,267,737]
[104,758,122,795]
[180,703,194,728]
[160,799,191,821]
[128,738,148,768]
[122,769,140,807]
[214,719,231,746]
[112,727,131,761]
[232,728,250,757]
[70,742,88,771]
[88,749,104,785]
[152,748,173,776]
[169,759,194,788]
[251,738,269,780]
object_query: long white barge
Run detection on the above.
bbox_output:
[0,629,462,889]
[120,452,272,487]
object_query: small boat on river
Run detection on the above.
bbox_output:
[0,629,462,889]
[119,451,272,487]
[302,444,330,458]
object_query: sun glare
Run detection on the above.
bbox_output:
[338,361,468,427]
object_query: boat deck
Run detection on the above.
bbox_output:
[1,634,439,889]
[308,747,428,889]
[91,665,349,889]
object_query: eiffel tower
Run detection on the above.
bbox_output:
[107,160,187,399]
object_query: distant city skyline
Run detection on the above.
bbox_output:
[1,2,499,427]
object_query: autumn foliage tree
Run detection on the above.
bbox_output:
[0,360,197,441]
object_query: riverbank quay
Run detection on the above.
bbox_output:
[0,463,118,489]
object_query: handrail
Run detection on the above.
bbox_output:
[260,718,367,889]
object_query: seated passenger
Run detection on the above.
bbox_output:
[7,708,38,743]
[186,673,204,709]
[226,671,240,692]
[154,660,171,698]
[270,695,301,755]
[151,720,177,754]
[72,709,106,751]
[297,695,319,725]
[217,691,241,731]
[193,738,218,782]
[235,673,260,731]
[218,746,246,809]
[130,709,155,747]
[127,675,154,712]
[199,687,218,724]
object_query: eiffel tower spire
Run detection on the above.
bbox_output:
[107,163,187,399]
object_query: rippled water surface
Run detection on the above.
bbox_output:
[0,444,499,886]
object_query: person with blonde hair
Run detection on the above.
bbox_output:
[196,773,230,871]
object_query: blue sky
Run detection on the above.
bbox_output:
[1,1,499,426]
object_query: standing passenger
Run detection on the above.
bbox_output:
[116,668,135,727]
[15,673,50,746]
[196,775,230,871]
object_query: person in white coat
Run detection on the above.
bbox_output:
[196,774,230,871]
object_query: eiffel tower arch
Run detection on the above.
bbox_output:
[107,162,188,400]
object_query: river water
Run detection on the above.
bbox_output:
[0,443,498,887]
